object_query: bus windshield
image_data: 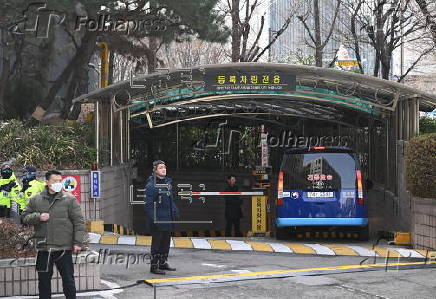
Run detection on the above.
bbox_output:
[281,152,357,191]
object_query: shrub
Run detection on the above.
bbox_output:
[405,133,436,198]
[0,120,96,170]
[419,116,436,134]
[0,219,35,258]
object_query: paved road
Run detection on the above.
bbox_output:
[97,244,436,299]
[9,242,436,299]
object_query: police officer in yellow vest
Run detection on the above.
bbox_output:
[18,165,46,212]
[0,164,21,218]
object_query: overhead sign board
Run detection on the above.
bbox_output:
[204,70,296,92]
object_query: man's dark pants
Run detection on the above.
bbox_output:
[150,231,171,266]
[0,206,10,218]
[225,217,241,237]
[36,250,76,299]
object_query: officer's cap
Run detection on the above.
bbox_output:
[22,165,37,172]
[0,163,11,170]
[152,160,165,168]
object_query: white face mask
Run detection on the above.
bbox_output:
[50,182,63,193]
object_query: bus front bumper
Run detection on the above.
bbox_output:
[276,217,368,227]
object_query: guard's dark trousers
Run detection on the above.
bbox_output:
[36,250,76,299]
[150,231,171,266]
[225,217,241,237]
[0,206,9,218]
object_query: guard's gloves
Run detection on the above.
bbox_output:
[21,179,31,192]
[0,181,16,192]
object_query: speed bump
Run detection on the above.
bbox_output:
[99,235,118,245]
[88,233,434,259]
[286,243,316,255]
[209,240,232,250]
[173,238,194,248]
[323,244,359,256]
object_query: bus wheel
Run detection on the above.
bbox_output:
[275,227,291,240]
[358,226,369,241]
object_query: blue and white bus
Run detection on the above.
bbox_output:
[275,146,369,240]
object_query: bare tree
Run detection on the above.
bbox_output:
[415,0,436,45]
[297,0,342,67]
[225,0,297,62]
[161,39,229,68]
[339,0,434,81]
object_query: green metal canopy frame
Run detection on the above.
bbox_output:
[72,63,436,129]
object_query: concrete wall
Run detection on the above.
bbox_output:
[363,141,412,237]
[412,197,436,250]
[26,164,134,229]
[98,164,134,228]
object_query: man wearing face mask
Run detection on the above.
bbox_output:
[22,170,86,299]
[17,165,46,212]
[0,164,21,218]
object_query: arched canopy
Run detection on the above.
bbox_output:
[73,63,436,128]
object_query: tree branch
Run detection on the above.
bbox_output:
[321,0,341,49]
[415,0,436,44]
[246,15,264,61]
[398,47,434,82]
[253,15,292,61]
[297,15,317,44]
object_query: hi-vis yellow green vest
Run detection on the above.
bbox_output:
[18,180,46,210]
[0,174,21,209]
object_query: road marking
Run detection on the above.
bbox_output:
[209,240,232,250]
[99,280,124,299]
[202,263,226,268]
[394,249,425,258]
[268,243,293,253]
[323,244,359,256]
[246,241,273,252]
[226,240,252,251]
[100,235,118,245]
[304,244,335,255]
[286,243,316,254]
[117,236,136,245]
[135,236,152,246]
[230,269,251,273]
[143,260,436,286]
[364,246,401,258]
[192,238,212,249]
[173,238,194,248]
[346,245,379,257]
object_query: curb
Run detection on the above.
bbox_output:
[87,233,436,259]
[172,231,246,237]
[103,224,136,235]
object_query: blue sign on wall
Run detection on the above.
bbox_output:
[91,171,101,198]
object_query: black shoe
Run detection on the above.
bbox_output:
[150,266,166,275]
[159,263,176,271]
